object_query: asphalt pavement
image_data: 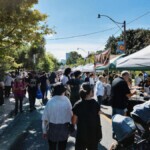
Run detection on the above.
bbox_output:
[0,91,114,150]
[6,105,114,150]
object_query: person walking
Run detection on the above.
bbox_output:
[67,71,82,106]
[72,83,102,150]
[39,71,48,105]
[4,73,14,98]
[42,83,72,150]
[95,75,105,108]
[12,76,26,115]
[0,81,4,105]
[27,71,39,112]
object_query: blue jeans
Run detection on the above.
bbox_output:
[97,95,103,106]
[112,108,127,117]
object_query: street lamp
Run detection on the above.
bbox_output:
[98,14,126,51]
[77,48,90,63]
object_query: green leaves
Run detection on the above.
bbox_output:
[0,0,54,52]
[105,29,150,55]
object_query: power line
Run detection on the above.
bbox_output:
[112,11,150,36]
[47,11,150,40]
[127,11,150,25]
[47,27,115,40]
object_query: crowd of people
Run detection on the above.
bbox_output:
[0,68,150,150]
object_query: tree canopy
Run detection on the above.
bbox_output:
[0,0,54,53]
[0,0,59,74]
[66,51,83,66]
[105,29,150,54]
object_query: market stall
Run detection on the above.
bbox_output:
[95,54,125,71]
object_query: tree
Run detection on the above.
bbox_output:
[105,29,150,55]
[105,36,118,54]
[36,53,59,72]
[66,51,83,65]
[0,0,54,53]
[0,0,55,74]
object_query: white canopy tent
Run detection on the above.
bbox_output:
[72,65,83,72]
[116,45,150,70]
[82,63,94,72]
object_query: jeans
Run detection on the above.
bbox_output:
[97,96,103,108]
[5,86,11,97]
[15,96,23,114]
[48,140,67,150]
[112,108,127,116]
[28,91,36,110]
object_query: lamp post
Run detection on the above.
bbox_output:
[77,48,90,63]
[98,14,126,51]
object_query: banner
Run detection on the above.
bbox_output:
[94,49,111,68]
[116,41,125,54]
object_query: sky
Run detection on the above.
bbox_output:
[35,0,150,61]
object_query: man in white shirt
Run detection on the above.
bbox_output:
[95,75,105,108]
[4,73,14,97]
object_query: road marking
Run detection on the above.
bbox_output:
[101,113,112,124]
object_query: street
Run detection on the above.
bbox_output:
[8,104,114,150]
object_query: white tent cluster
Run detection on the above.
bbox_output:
[116,45,150,70]
[59,45,150,73]
[72,63,95,72]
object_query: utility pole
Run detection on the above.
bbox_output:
[98,14,126,52]
[123,21,126,51]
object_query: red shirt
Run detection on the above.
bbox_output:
[13,81,26,97]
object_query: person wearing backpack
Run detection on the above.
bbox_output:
[12,76,26,115]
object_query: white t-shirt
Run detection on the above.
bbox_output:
[144,86,150,95]
[42,95,72,124]
[95,80,104,96]
[4,75,14,86]
[89,77,95,85]
[135,77,142,86]
[60,75,69,85]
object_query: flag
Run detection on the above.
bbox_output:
[94,49,111,68]
[116,41,125,54]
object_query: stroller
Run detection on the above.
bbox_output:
[131,101,150,141]
[111,114,149,150]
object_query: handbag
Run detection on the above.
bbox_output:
[36,87,43,99]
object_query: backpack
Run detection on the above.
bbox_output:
[36,87,43,99]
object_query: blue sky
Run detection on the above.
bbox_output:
[35,0,150,60]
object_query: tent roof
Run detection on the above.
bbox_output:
[116,45,150,70]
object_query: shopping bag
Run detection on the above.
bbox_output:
[36,88,43,99]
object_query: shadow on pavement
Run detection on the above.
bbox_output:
[98,143,108,150]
